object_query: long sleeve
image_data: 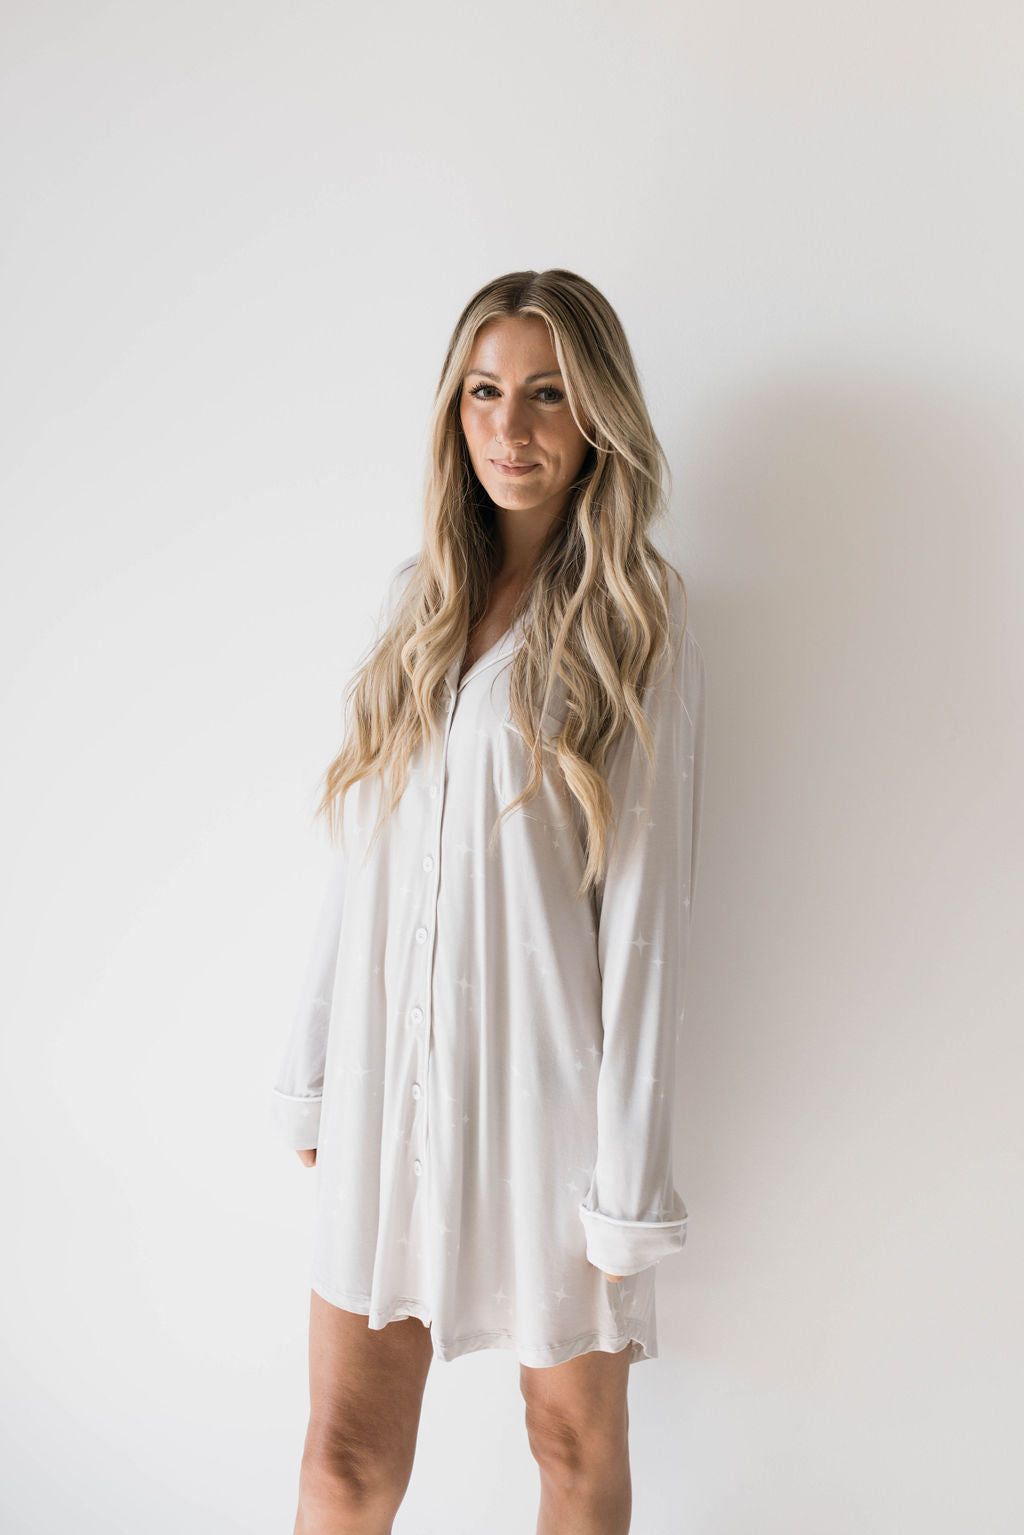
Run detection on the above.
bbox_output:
[577,602,707,1277]
[270,846,348,1149]
[269,550,420,1152]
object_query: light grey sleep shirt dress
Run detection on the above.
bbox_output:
[270,552,707,1367]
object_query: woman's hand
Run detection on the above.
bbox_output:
[603,1272,622,1283]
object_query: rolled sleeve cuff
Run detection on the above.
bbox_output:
[577,1202,688,1277]
[270,1090,322,1151]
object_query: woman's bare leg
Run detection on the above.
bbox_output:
[292,1290,435,1535]
[520,1342,632,1535]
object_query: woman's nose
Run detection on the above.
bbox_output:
[494,405,530,446]
[491,389,534,445]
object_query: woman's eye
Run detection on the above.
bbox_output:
[467,383,564,403]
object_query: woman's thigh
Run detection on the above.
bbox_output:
[302,1290,435,1485]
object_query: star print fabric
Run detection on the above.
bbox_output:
[270,552,707,1367]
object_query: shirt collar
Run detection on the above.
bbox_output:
[444,620,525,698]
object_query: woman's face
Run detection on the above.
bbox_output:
[459,315,591,528]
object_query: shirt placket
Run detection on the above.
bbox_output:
[409,663,461,1236]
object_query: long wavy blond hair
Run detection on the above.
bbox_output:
[315,267,689,900]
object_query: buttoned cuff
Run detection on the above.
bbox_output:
[577,1202,688,1277]
[270,1090,322,1151]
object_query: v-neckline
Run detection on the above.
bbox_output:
[447,621,522,698]
[457,626,512,688]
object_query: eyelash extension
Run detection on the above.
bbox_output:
[468,383,564,403]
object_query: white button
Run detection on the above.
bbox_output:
[428,784,438,799]
[422,855,433,871]
[412,1083,421,1099]
[415,926,428,943]
[413,1159,422,1176]
[410,1005,424,1024]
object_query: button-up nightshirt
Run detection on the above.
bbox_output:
[270,552,707,1367]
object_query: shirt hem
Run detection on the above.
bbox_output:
[309,1273,656,1367]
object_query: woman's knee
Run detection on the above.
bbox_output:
[520,1345,630,1479]
[298,1420,409,1522]
[523,1403,628,1481]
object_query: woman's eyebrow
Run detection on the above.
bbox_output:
[466,369,563,383]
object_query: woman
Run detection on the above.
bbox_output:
[271,268,707,1534]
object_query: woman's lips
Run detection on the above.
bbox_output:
[491,461,539,476]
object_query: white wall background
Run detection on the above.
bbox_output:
[2,3,1021,1531]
